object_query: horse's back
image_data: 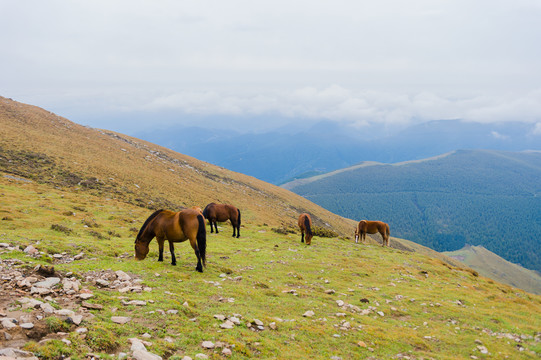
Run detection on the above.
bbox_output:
[298,213,310,228]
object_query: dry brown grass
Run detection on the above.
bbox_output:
[0,96,356,235]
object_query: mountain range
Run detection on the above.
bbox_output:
[133,119,541,184]
[283,149,541,273]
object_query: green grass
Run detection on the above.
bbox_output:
[1,177,540,359]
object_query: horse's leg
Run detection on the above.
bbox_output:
[236,223,240,238]
[301,231,305,243]
[190,239,203,273]
[209,219,214,233]
[169,241,176,265]
[157,236,165,262]
[232,222,236,237]
[213,220,219,234]
[379,230,386,247]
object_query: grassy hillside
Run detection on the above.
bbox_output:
[0,96,356,236]
[1,96,540,359]
[283,150,541,273]
[443,245,541,295]
[1,175,540,359]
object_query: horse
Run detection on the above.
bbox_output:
[134,208,207,272]
[298,213,313,245]
[355,220,390,247]
[202,203,241,238]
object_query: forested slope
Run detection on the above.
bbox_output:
[285,150,541,272]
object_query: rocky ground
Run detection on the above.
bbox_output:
[0,243,165,360]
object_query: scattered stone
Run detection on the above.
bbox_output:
[201,340,215,349]
[82,302,104,310]
[116,270,132,281]
[20,322,34,329]
[195,354,208,360]
[222,348,232,356]
[303,311,315,317]
[111,316,131,324]
[220,320,235,329]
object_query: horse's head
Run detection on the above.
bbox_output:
[134,238,150,260]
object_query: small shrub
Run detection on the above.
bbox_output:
[86,325,120,352]
[45,316,70,332]
[312,226,339,238]
[50,224,73,234]
[271,227,296,235]
[24,339,72,360]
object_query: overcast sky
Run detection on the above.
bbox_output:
[1,0,541,133]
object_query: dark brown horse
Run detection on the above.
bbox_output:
[355,220,390,247]
[298,213,313,245]
[202,203,241,238]
[134,208,207,272]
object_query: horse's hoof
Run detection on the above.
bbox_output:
[196,267,203,273]
[171,262,177,266]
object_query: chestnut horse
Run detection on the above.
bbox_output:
[134,208,207,272]
[298,213,313,245]
[202,203,241,238]
[355,220,390,247]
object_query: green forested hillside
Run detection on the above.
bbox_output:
[285,150,541,272]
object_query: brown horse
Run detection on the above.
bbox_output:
[355,220,390,247]
[202,203,241,238]
[134,208,207,272]
[298,213,313,245]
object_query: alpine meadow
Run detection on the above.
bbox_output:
[1,96,540,359]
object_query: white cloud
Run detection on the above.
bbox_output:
[1,1,541,132]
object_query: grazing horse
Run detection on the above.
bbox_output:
[134,208,207,272]
[202,203,241,238]
[298,213,313,245]
[355,220,390,247]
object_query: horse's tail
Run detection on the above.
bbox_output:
[196,214,207,266]
[136,209,163,242]
[304,215,312,237]
[237,208,241,227]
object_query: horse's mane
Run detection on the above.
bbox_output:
[304,215,312,236]
[135,209,164,242]
[202,203,216,218]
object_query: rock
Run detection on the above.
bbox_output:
[229,316,241,325]
[96,279,110,287]
[33,277,60,289]
[55,309,75,317]
[214,314,226,321]
[220,320,235,329]
[23,245,39,255]
[253,319,264,326]
[69,315,84,325]
[82,302,104,310]
[129,338,147,351]
[336,300,345,307]
[182,357,193,360]
[303,311,315,317]
[115,270,132,281]
[111,316,131,324]
[325,289,336,294]
[132,349,163,360]
[1,318,18,329]
[222,348,232,356]
[0,348,39,359]
[40,303,55,313]
[201,340,215,349]
[20,322,34,329]
[79,293,94,300]
[195,354,208,359]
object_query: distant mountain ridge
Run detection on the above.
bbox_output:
[283,149,541,273]
[444,245,541,295]
[133,120,541,184]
